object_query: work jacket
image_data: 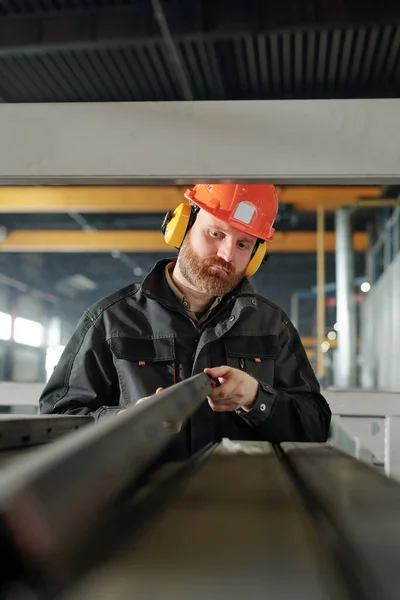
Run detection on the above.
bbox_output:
[39,259,331,458]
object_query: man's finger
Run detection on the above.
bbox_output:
[204,366,232,380]
[207,397,238,412]
[208,403,238,412]
[163,421,182,434]
[208,377,239,401]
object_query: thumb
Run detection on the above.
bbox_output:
[204,366,231,379]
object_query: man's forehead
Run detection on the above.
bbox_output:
[197,210,256,241]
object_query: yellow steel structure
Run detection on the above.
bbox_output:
[0,187,183,214]
[301,337,338,349]
[0,230,368,253]
[276,185,382,209]
[0,186,385,214]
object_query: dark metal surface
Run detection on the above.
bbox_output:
[0,372,214,587]
[281,442,400,600]
[0,415,93,450]
[57,441,347,600]
[3,395,400,598]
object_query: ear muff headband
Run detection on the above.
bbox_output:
[162,204,268,275]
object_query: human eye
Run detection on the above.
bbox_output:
[209,229,223,239]
[238,241,250,250]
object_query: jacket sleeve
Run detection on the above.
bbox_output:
[236,318,331,443]
[39,311,121,420]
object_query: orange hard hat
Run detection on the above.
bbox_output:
[184,184,278,242]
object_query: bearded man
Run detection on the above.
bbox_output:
[40,184,331,457]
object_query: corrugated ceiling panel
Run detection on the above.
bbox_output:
[0,0,131,15]
[0,24,398,102]
[382,26,400,86]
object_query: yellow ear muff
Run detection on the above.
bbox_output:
[245,241,267,277]
[162,203,193,249]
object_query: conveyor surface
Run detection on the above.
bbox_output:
[58,441,347,600]
[1,375,400,600]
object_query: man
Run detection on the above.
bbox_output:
[40,184,331,457]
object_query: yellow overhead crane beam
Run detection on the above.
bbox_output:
[277,185,383,209]
[0,231,368,253]
[0,186,384,214]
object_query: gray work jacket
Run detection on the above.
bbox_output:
[39,259,331,457]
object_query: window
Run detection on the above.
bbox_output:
[45,345,66,381]
[14,317,43,347]
[0,312,12,341]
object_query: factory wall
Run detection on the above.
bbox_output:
[0,283,76,391]
[360,251,400,392]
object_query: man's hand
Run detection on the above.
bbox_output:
[117,387,182,434]
[204,366,259,412]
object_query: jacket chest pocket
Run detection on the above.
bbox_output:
[109,336,175,406]
[224,335,279,386]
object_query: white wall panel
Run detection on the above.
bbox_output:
[361,252,400,392]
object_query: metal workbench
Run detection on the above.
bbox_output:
[1,374,400,600]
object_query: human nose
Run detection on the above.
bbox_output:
[217,237,235,263]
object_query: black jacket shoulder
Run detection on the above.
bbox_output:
[85,282,142,322]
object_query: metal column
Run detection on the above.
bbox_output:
[290,293,299,329]
[317,206,326,383]
[335,208,357,387]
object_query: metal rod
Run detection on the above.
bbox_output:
[0,373,214,576]
[0,415,93,451]
[151,0,194,101]
[281,442,400,600]
[317,205,326,382]
[290,292,300,329]
[335,208,357,387]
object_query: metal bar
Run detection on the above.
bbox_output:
[0,230,369,253]
[384,416,400,480]
[151,0,194,101]
[0,101,400,184]
[316,205,325,382]
[0,373,214,577]
[0,186,184,213]
[335,208,357,387]
[0,415,93,450]
[325,390,400,417]
[61,441,347,600]
[0,186,384,214]
[281,443,400,600]
[290,292,299,329]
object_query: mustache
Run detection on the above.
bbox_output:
[204,257,234,274]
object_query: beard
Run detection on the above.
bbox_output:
[178,236,245,296]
